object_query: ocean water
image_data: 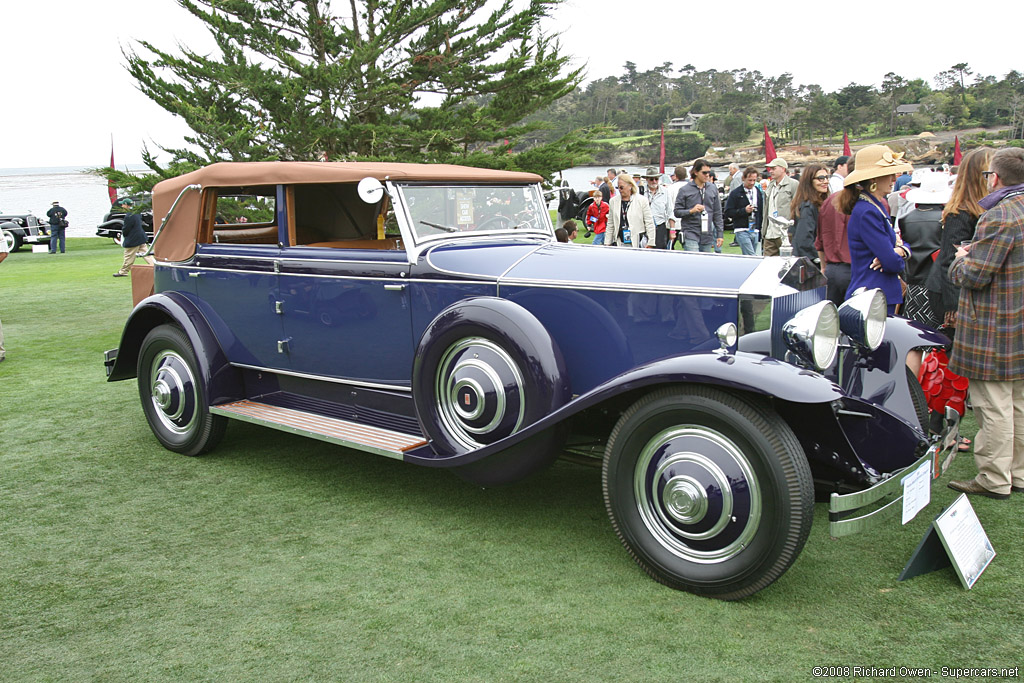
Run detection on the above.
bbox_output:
[0,164,677,239]
[0,166,145,239]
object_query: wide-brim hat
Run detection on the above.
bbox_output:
[905,172,952,205]
[642,166,661,178]
[844,145,913,187]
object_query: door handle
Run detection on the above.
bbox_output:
[188,271,202,278]
[384,283,406,292]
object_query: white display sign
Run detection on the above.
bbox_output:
[901,459,932,525]
[933,494,996,589]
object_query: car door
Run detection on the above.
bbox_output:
[277,182,414,387]
[191,186,288,371]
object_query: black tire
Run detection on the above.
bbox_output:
[906,366,929,433]
[602,386,813,600]
[137,324,226,456]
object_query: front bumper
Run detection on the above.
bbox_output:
[828,406,960,537]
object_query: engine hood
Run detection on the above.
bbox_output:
[425,240,766,295]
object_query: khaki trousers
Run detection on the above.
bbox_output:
[968,378,1024,494]
[762,237,782,257]
[118,244,147,275]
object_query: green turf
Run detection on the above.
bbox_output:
[1,239,1020,681]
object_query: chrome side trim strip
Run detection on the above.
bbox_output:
[498,278,738,297]
[231,362,412,392]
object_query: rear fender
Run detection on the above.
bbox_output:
[106,292,242,405]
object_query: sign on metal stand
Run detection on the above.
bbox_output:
[899,494,996,589]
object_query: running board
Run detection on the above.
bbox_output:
[210,399,427,460]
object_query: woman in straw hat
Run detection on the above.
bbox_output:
[837,145,914,315]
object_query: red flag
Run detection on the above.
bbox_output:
[108,137,117,204]
[843,132,852,157]
[659,125,666,174]
[953,136,963,165]
[763,124,777,164]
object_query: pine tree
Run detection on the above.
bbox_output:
[122,0,586,178]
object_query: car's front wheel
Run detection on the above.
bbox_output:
[3,229,22,252]
[137,324,226,456]
[602,386,813,600]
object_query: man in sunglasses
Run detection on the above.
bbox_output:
[673,158,723,252]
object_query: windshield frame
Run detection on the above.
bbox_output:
[392,182,553,250]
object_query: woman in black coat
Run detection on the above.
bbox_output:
[925,148,994,328]
[790,164,829,261]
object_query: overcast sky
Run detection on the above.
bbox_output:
[4,0,1020,169]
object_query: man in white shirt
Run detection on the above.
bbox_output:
[665,164,689,250]
[828,155,850,194]
[643,167,671,248]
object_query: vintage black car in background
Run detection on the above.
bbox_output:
[104,162,959,600]
[1,212,50,251]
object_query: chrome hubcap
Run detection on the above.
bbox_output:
[435,337,525,449]
[149,350,199,435]
[635,426,761,563]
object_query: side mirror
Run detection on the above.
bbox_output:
[357,177,387,204]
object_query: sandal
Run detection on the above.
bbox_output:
[958,437,972,453]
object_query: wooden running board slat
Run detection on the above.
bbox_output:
[210,399,426,460]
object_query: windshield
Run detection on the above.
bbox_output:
[397,184,550,243]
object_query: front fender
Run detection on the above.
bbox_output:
[404,351,842,467]
[105,292,242,405]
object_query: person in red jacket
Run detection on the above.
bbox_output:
[585,193,609,245]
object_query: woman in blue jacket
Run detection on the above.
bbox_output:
[837,145,914,315]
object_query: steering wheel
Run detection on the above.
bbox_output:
[476,215,512,231]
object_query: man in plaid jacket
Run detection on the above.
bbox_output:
[947,147,1024,500]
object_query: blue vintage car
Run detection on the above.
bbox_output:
[104,162,960,600]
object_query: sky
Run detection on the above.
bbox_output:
[4,0,1021,169]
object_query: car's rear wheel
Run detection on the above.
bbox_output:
[603,386,813,600]
[137,324,226,456]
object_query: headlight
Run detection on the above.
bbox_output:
[838,289,887,351]
[783,300,840,370]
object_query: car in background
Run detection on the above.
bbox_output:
[1,212,51,252]
[103,161,960,600]
[96,196,154,245]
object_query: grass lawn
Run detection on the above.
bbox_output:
[1,240,1021,681]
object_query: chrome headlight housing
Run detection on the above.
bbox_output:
[782,300,840,370]
[838,289,887,351]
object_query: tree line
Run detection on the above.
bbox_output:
[529,62,1024,147]
[102,0,1024,194]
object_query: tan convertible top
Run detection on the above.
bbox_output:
[151,161,543,262]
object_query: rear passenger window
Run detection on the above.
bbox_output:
[199,186,278,246]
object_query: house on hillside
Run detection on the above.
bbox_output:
[668,113,705,131]
[896,104,922,117]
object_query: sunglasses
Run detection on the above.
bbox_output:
[983,171,997,178]
[813,175,829,182]
[700,170,713,175]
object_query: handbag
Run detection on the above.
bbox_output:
[917,348,968,416]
